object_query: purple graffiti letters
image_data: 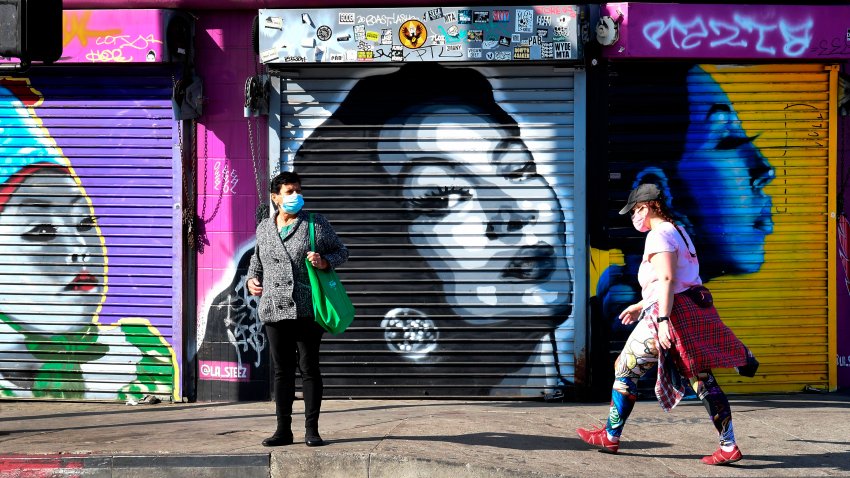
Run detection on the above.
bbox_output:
[811,37,850,57]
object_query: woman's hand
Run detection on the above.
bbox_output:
[307,251,328,270]
[619,303,643,325]
[247,277,263,296]
[657,320,672,350]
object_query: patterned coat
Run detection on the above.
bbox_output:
[247,210,349,324]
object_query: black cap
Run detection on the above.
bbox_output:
[618,183,662,215]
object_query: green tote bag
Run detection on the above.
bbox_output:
[305,213,355,334]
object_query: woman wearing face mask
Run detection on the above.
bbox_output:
[246,171,349,447]
[577,183,757,466]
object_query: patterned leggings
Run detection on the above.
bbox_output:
[605,318,736,447]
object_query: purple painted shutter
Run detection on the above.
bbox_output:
[0,67,181,401]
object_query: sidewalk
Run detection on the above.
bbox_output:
[1,392,848,477]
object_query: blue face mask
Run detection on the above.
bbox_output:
[281,193,304,214]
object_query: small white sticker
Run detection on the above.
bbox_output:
[260,48,279,63]
[264,17,283,30]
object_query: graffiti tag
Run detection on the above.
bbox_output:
[214,160,239,195]
[223,275,266,369]
[642,14,813,57]
[356,13,417,27]
[85,34,163,63]
[809,37,850,57]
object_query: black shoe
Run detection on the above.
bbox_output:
[262,433,293,447]
[305,430,325,447]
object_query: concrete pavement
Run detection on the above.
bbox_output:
[0,392,848,477]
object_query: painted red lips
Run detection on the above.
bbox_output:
[66,273,98,292]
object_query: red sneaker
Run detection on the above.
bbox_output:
[701,446,743,465]
[576,426,619,454]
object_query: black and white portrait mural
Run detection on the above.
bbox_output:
[207,63,579,398]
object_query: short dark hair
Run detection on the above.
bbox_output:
[270,171,301,194]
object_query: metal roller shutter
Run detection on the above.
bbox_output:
[274,63,582,398]
[0,67,180,401]
[601,63,836,394]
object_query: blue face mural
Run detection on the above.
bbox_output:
[676,66,775,277]
[595,64,776,338]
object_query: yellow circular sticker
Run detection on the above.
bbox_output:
[399,20,427,49]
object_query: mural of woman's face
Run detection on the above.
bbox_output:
[0,167,106,334]
[378,105,572,321]
[678,66,775,275]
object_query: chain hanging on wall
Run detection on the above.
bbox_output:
[246,60,270,226]
[178,119,197,251]
[178,115,226,253]
[194,121,225,253]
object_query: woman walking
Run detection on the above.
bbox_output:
[577,183,756,465]
[247,171,349,447]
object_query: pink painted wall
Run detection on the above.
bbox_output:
[1,9,169,63]
[193,10,266,342]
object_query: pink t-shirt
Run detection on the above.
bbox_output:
[637,221,702,302]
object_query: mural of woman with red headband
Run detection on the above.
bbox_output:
[0,79,176,401]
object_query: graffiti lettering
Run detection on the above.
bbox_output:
[777,103,825,214]
[810,37,850,57]
[356,13,417,27]
[642,14,813,57]
[85,34,163,63]
[372,44,463,61]
[214,161,238,195]
[223,275,266,369]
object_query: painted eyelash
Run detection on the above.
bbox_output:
[716,135,757,150]
[408,186,472,209]
[505,162,537,181]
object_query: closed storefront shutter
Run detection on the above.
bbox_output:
[0,66,180,401]
[274,63,582,397]
[599,63,836,393]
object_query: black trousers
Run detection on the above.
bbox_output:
[265,318,325,432]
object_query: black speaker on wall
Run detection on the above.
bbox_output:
[0,0,63,63]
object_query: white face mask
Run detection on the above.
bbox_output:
[631,205,650,232]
